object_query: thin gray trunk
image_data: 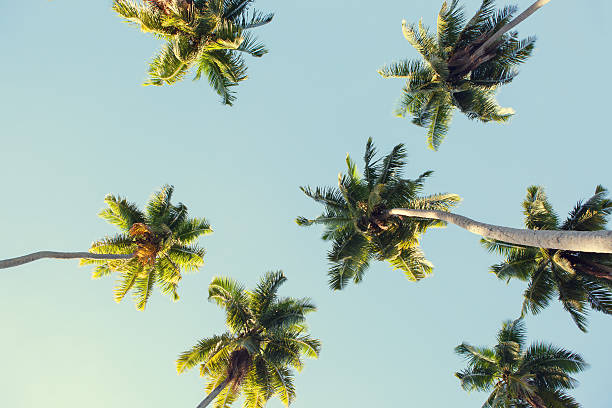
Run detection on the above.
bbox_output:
[387,209,612,253]
[196,377,231,408]
[472,0,551,60]
[0,251,134,269]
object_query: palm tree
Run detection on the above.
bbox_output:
[379,0,550,150]
[483,186,612,331]
[112,0,273,105]
[455,319,586,408]
[176,271,320,408]
[1,185,212,310]
[296,138,461,290]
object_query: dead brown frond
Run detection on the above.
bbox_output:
[129,223,163,266]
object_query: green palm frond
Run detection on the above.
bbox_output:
[497,319,526,350]
[389,246,433,281]
[173,217,213,244]
[523,186,559,230]
[251,271,286,315]
[538,389,581,408]
[455,343,498,370]
[454,87,514,122]
[426,92,453,150]
[520,343,587,376]
[209,276,252,332]
[562,185,612,231]
[268,364,296,406]
[146,42,191,86]
[113,0,177,37]
[437,0,465,51]
[522,264,555,316]
[99,195,146,231]
[582,277,612,314]
[114,266,139,303]
[455,367,496,391]
[133,270,156,310]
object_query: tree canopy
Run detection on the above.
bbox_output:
[379,0,536,149]
[176,271,320,408]
[297,138,460,289]
[113,0,273,105]
[81,185,212,310]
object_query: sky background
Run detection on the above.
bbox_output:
[1,0,611,407]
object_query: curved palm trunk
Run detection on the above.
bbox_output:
[472,0,551,60]
[0,251,134,269]
[196,377,231,408]
[387,209,612,253]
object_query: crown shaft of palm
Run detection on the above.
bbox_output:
[485,186,612,331]
[455,319,586,408]
[177,271,320,408]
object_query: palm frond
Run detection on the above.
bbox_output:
[99,194,146,231]
[209,276,252,331]
[437,0,465,51]
[522,186,559,230]
[251,271,287,315]
[522,264,555,316]
[388,246,433,281]
[177,332,234,373]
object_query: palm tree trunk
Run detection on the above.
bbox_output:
[196,377,231,408]
[472,0,551,60]
[0,251,134,269]
[387,209,612,253]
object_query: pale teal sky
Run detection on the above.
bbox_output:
[1,1,611,407]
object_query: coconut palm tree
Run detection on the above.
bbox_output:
[379,0,550,150]
[176,271,320,408]
[455,319,586,408]
[0,185,212,310]
[483,186,612,331]
[112,0,273,105]
[296,138,461,290]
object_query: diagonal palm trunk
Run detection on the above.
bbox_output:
[472,0,551,60]
[196,377,231,408]
[0,251,134,269]
[387,209,612,253]
[451,0,551,76]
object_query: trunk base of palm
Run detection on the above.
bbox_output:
[196,377,231,408]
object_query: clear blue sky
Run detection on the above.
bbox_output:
[1,0,611,407]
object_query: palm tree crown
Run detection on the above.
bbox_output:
[455,319,587,408]
[81,185,212,310]
[176,271,320,408]
[297,138,460,290]
[379,0,537,150]
[483,186,612,331]
[113,0,273,105]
